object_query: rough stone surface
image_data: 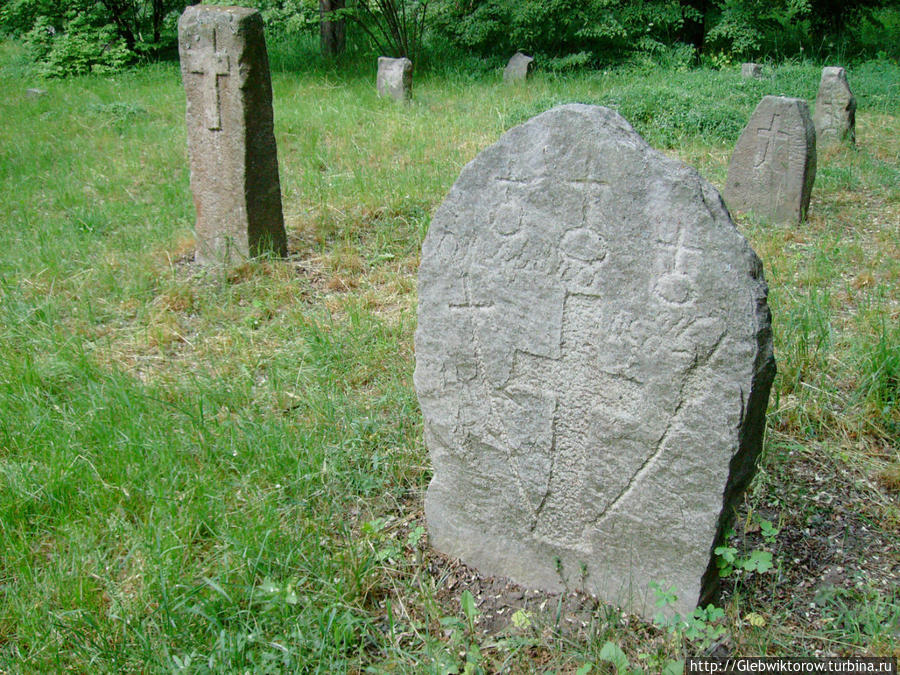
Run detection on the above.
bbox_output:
[376,57,412,101]
[415,104,776,619]
[813,66,856,148]
[724,95,816,224]
[503,52,534,82]
[741,63,763,79]
[178,5,286,265]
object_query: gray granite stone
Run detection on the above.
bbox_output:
[741,63,763,79]
[178,5,286,265]
[814,66,856,148]
[376,57,412,101]
[415,104,776,619]
[503,52,534,82]
[724,95,817,224]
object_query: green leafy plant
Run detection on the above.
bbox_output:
[715,516,779,577]
[23,10,134,77]
[650,583,728,651]
[715,545,774,576]
[598,640,684,675]
[433,590,484,674]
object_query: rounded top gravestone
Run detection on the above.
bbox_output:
[415,104,776,618]
[504,52,534,82]
[376,56,413,101]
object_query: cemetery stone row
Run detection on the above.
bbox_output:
[173,5,860,623]
[724,67,855,224]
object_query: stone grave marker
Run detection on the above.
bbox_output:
[813,66,856,148]
[415,104,776,619]
[376,57,412,101]
[503,52,534,82]
[741,63,763,79]
[178,5,287,265]
[724,95,816,225]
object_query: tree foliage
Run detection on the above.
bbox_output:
[429,0,896,63]
[3,0,187,75]
[429,0,696,61]
[0,0,896,75]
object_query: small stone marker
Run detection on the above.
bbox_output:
[813,66,856,148]
[178,5,287,265]
[724,95,816,224]
[376,57,412,101]
[503,52,534,82]
[25,88,47,98]
[415,104,776,619]
[741,63,763,79]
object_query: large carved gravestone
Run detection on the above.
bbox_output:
[724,96,816,225]
[415,104,776,618]
[178,5,287,265]
[813,66,856,148]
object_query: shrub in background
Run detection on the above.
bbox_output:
[429,0,695,64]
[5,0,187,75]
[24,11,132,76]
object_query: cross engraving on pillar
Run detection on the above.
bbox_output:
[182,27,231,130]
[502,300,616,545]
[754,113,789,169]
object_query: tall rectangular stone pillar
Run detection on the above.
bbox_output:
[178,5,287,265]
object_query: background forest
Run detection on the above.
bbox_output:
[1,0,899,77]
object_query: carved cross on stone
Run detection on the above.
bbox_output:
[754,113,790,168]
[417,103,776,620]
[724,95,816,224]
[177,5,287,264]
[182,26,231,130]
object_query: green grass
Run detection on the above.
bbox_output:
[1,39,898,670]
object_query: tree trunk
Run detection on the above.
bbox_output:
[679,0,709,56]
[152,0,164,45]
[320,0,346,57]
[101,0,137,51]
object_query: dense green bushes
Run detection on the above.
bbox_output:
[2,0,898,76]
[429,0,694,63]
[3,0,186,76]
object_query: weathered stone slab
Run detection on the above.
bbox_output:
[25,88,47,98]
[724,95,816,224]
[503,52,534,82]
[415,104,776,619]
[178,5,287,265]
[376,57,412,101]
[741,63,763,79]
[813,66,856,148]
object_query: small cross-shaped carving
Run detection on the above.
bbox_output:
[754,113,789,168]
[183,26,231,130]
